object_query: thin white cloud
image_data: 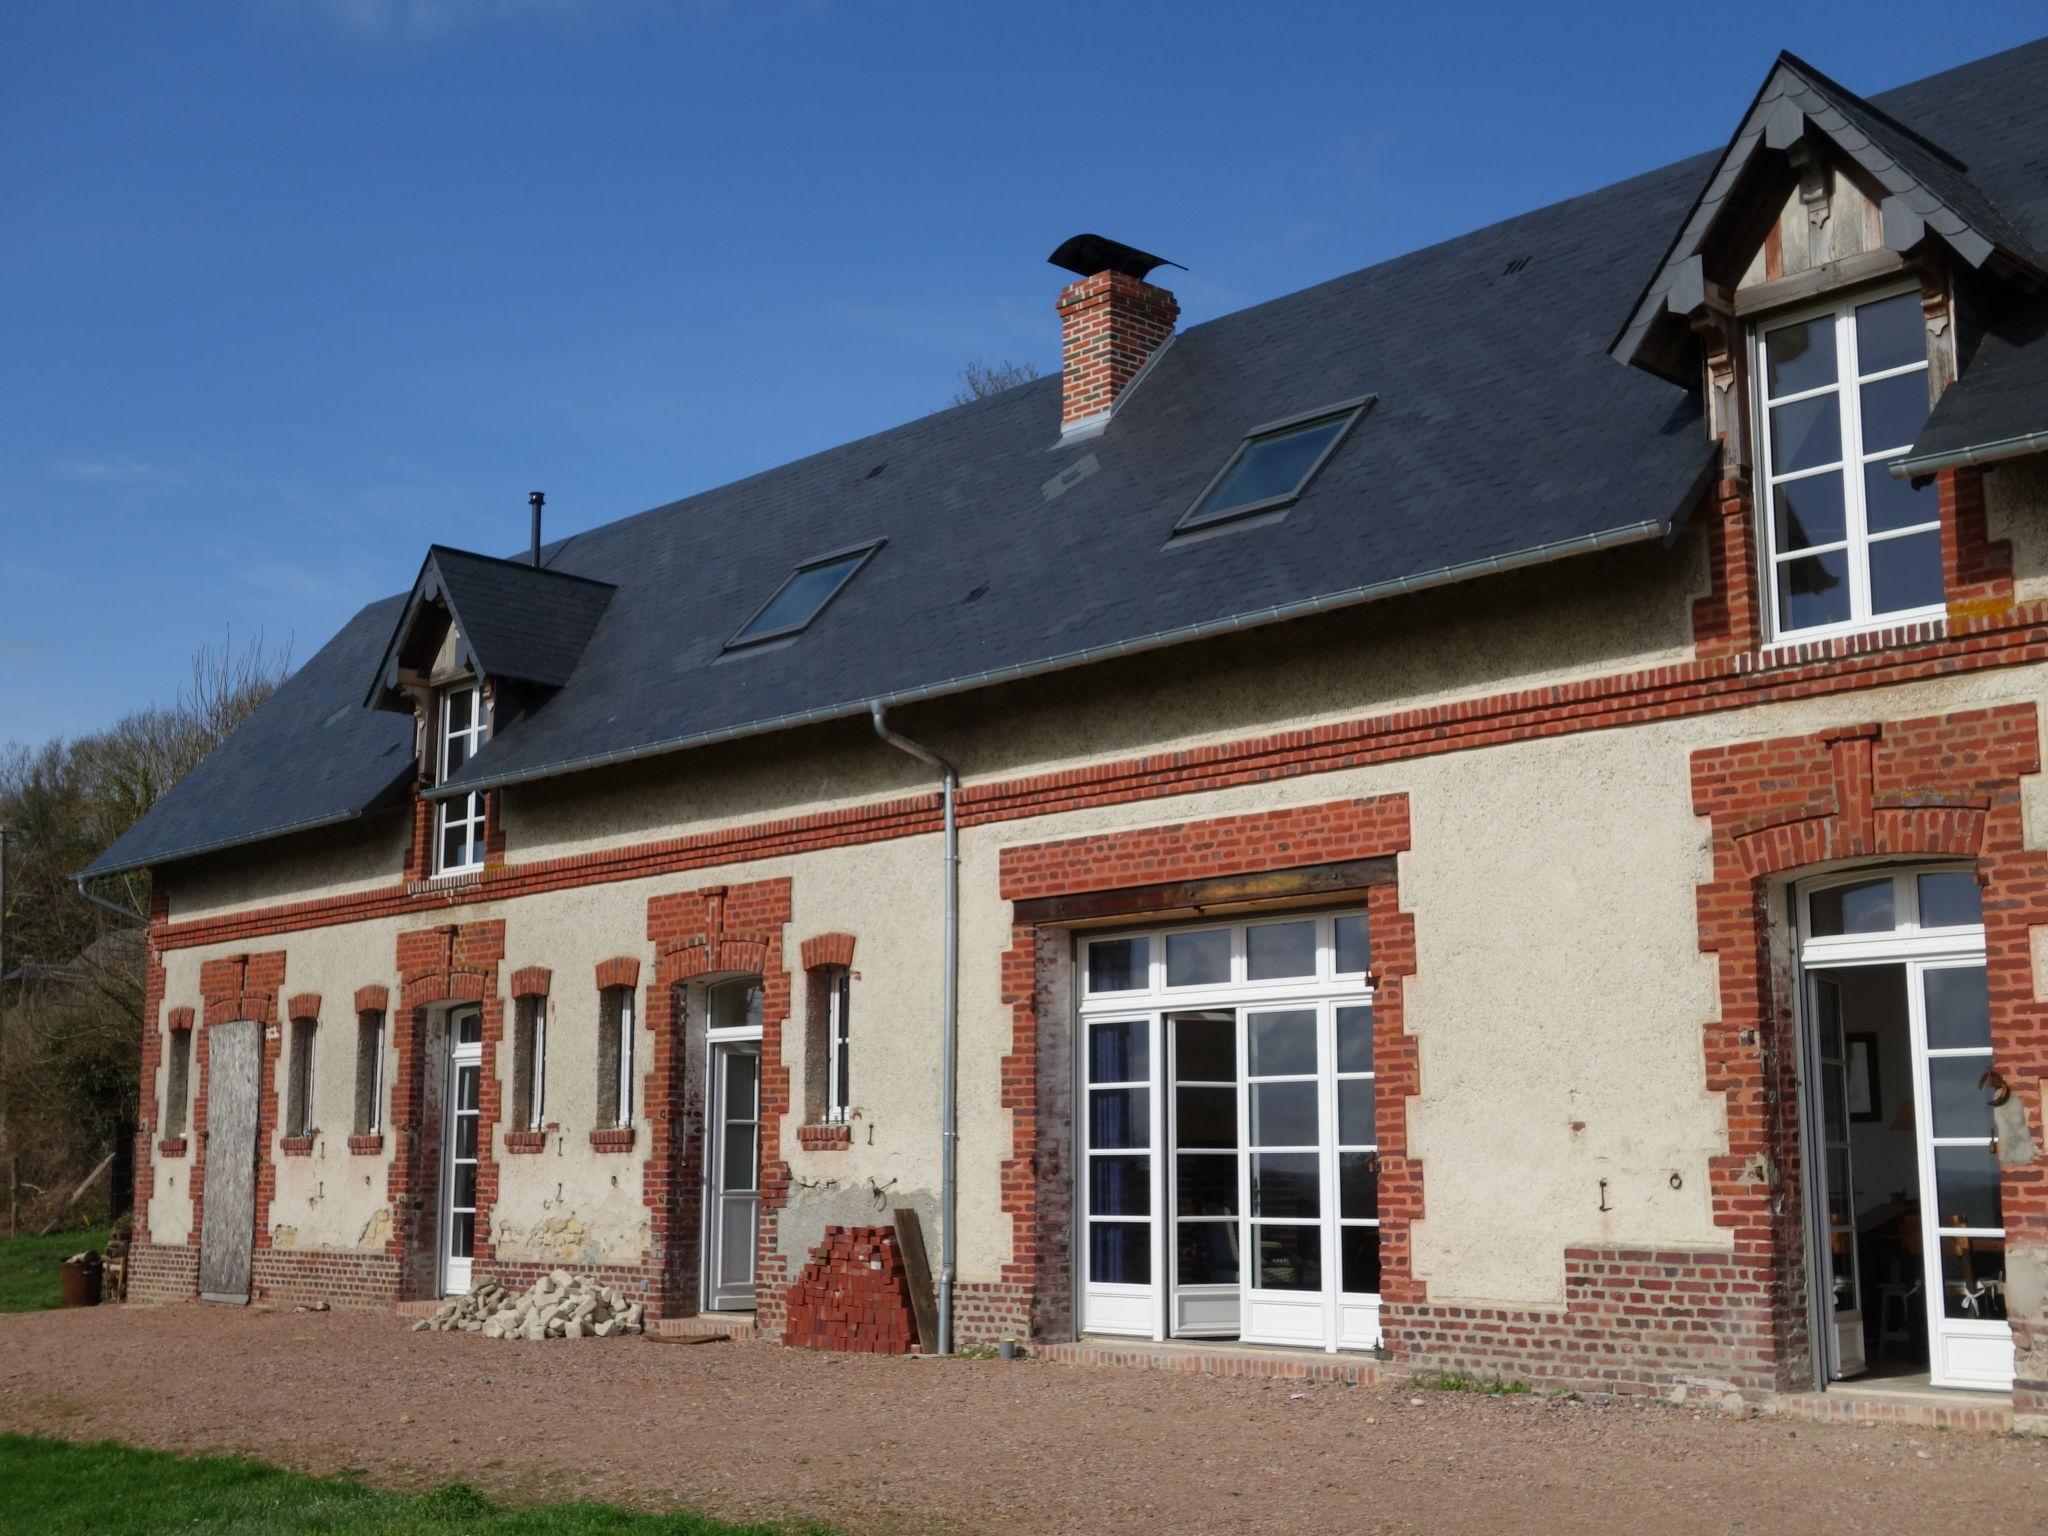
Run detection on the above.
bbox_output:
[50,456,180,485]
[298,0,655,39]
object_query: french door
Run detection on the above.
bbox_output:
[441,1007,483,1296]
[704,1039,761,1311]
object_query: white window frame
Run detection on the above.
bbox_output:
[434,682,488,876]
[358,1011,385,1136]
[612,987,635,1129]
[528,1000,548,1132]
[824,968,852,1123]
[1753,282,1940,645]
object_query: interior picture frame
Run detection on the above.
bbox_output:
[1846,1031,1882,1122]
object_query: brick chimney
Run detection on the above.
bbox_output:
[1049,234,1183,432]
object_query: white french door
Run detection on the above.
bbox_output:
[441,1007,483,1297]
[704,1038,761,1312]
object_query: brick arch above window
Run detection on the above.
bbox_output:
[800,933,856,971]
[508,966,552,999]
[166,1006,195,1032]
[594,956,641,991]
[287,992,322,1020]
[354,985,389,1014]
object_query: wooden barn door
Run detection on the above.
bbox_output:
[198,1020,262,1303]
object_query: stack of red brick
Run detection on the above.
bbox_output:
[782,1224,918,1354]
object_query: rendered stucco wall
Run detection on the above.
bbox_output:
[1986,455,2048,603]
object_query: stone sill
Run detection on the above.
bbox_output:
[157,1137,189,1158]
[281,1135,316,1157]
[589,1127,636,1152]
[797,1123,853,1151]
[504,1130,548,1154]
[347,1134,385,1156]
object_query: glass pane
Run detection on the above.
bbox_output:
[1923,965,1990,1051]
[1246,921,1316,981]
[1933,1144,2002,1230]
[1173,1012,1234,1082]
[455,1114,477,1161]
[1825,1146,1852,1226]
[1862,460,1936,534]
[440,821,469,871]
[1089,1087,1149,1150]
[1809,878,1894,938]
[1821,1064,1846,1145]
[1177,1221,1239,1286]
[1250,1081,1319,1146]
[1770,395,1841,475]
[1338,1078,1373,1146]
[445,687,473,734]
[1251,1152,1320,1218]
[1342,1225,1382,1296]
[1829,1228,1857,1313]
[1917,872,1981,929]
[1192,414,1349,523]
[1175,1086,1236,1149]
[1929,1055,1995,1140]
[457,1064,480,1112]
[1772,473,1846,551]
[1176,1153,1238,1216]
[1336,1006,1374,1074]
[1090,1221,1151,1286]
[1940,1237,2006,1320]
[1776,546,1851,632]
[733,552,866,643]
[1340,1151,1379,1219]
[709,981,762,1033]
[456,1011,482,1046]
[453,1164,477,1210]
[1856,292,1925,375]
[1165,929,1231,988]
[1868,530,1943,617]
[1089,1155,1150,1217]
[1765,315,1838,397]
[722,1125,757,1191]
[1256,1225,1321,1292]
[1087,937,1147,993]
[1088,1020,1148,1084]
[1814,979,1844,1059]
[1858,372,1930,454]
[725,1052,758,1117]
[1247,1010,1317,1077]
[1334,914,1370,974]
[450,1211,474,1259]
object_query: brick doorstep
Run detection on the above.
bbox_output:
[652,1314,759,1341]
[1034,1337,1384,1386]
[1766,1386,2014,1434]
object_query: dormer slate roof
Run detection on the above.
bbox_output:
[84,37,2048,881]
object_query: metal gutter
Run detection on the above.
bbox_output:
[430,514,1680,802]
[71,874,149,926]
[1890,427,2048,480]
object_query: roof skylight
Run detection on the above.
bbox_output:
[1176,397,1373,532]
[726,542,881,649]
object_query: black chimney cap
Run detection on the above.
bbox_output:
[1047,234,1186,282]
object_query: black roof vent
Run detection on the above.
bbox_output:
[1048,233,1186,282]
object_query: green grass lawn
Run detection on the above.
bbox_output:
[0,1227,111,1314]
[0,1436,836,1535]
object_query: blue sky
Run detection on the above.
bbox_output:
[4,2,2042,745]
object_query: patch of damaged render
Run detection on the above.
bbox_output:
[490,1213,650,1267]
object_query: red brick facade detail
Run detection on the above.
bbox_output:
[799,933,856,971]
[133,955,171,1243]
[594,956,641,991]
[1057,269,1179,428]
[1690,703,2048,1409]
[280,1136,315,1156]
[1692,475,1765,658]
[354,984,389,1014]
[157,1138,188,1158]
[589,1127,636,1152]
[287,992,321,1021]
[508,966,551,999]
[166,1006,194,1030]
[503,1130,548,1154]
[347,1134,385,1156]
[1942,466,2015,620]
[797,1123,853,1152]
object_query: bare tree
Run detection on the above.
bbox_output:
[950,358,1040,406]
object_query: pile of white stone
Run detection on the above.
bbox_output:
[411,1270,646,1340]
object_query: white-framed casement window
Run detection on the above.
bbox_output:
[824,968,852,1123]
[286,1017,318,1137]
[1754,284,1940,642]
[596,986,635,1129]
[511,996,548,1132]
[435,682,488,875]
[354,1010,385,1136]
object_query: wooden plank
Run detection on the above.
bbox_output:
[198,1020,261,1303]
[893,1207,939,1354]
[1731,247,1907,317]
[1009,857,1395,928]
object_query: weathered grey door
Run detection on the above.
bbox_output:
[198,1020,262,1303]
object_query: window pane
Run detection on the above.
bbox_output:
[1087,937,1147,993]
[1175,1085,1236,1149]
[1192,415,1349,523]
[1809,878,1894,937]
[1825,1147,1851,1226]
[1830,1228,1858,1314]
[1177,1221,1239,1286]
[1776,547,1851,631]
[1868,529,1943,616]
[709,981,762,1032]
[453,1163,477,1210]
[1821,1065,1846,1145]
[1765,315,1838,397]
[1933,1144,2002,1230]
[457,1063,481,1111]
[1173,1011,1234,1082]
[1089,1155,1151,1216]
[1858,372,1930,454]
[723,1125,757,1190]
[1337,1078,1373,1146]
[1862,460,1935,534]
[440,820,469,871]
[1246,921,1316,981]
[455,1115,477,1161]
[1941,1238,2006,1320]
[1257,1225,1321,1292]
[450,1211,475,1259]
[1334,914,1370,974]
[1923,965,1990,1052]
[1089,1087,1149,1150]
[1340,1151,1379,1219]
[445,687,472,735]
[1342,1225,1383,1296]
[1247,1010,1317,1077]
[1165,928,1231,987]
[1176,1153,1238,1216]
[1856,292,1925,375]
[1772,473,1846,551]
[1090,1221,1150,1286]
[733,552,866,643]
[1250,1081,1319,1146]
[1770,396,1841,475]
[1917,872,1981,929]
[1251,1152,1320,1218]
[1336,1005,1374,1074]
[1929,1055,1995,1140]
[456,1010,482,1046]
[1088,1020,1148,1084]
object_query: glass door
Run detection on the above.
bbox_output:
[705,1042,761,1311]
[1081,1015,1156,1336]
[1333,1002,1382,1349]
[441,1007,483,1296]
[1240,1006,1324,1346]
[1806,976,1866,1378]
[1169,1010,1239,1336]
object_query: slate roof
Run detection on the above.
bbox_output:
[84,36,2048,880]
[1897,295,2048,473]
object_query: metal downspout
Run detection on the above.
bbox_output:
[71,874,148,926]
[868,702,958,1355]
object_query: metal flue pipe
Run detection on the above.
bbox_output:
[529,491,545,567]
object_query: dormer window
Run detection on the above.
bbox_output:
[436,682,488,875]
[1756,287,1940,642]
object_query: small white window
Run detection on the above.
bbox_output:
[354,1011,385,1136]
[825,969,852,1122]
[286,1017,317,1137]
[435,682,488,875]
[511,996,547,1132]
[597,987,635,1129]
[1755,286,1940,641]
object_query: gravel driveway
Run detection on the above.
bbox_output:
[2,1305,2042,1535]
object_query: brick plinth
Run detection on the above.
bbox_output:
[127,1241,199,1304]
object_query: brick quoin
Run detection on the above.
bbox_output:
[1691,702,2048,1414]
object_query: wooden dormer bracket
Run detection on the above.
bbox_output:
[1785,138,1832,231]
[1690,296,1750,473]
